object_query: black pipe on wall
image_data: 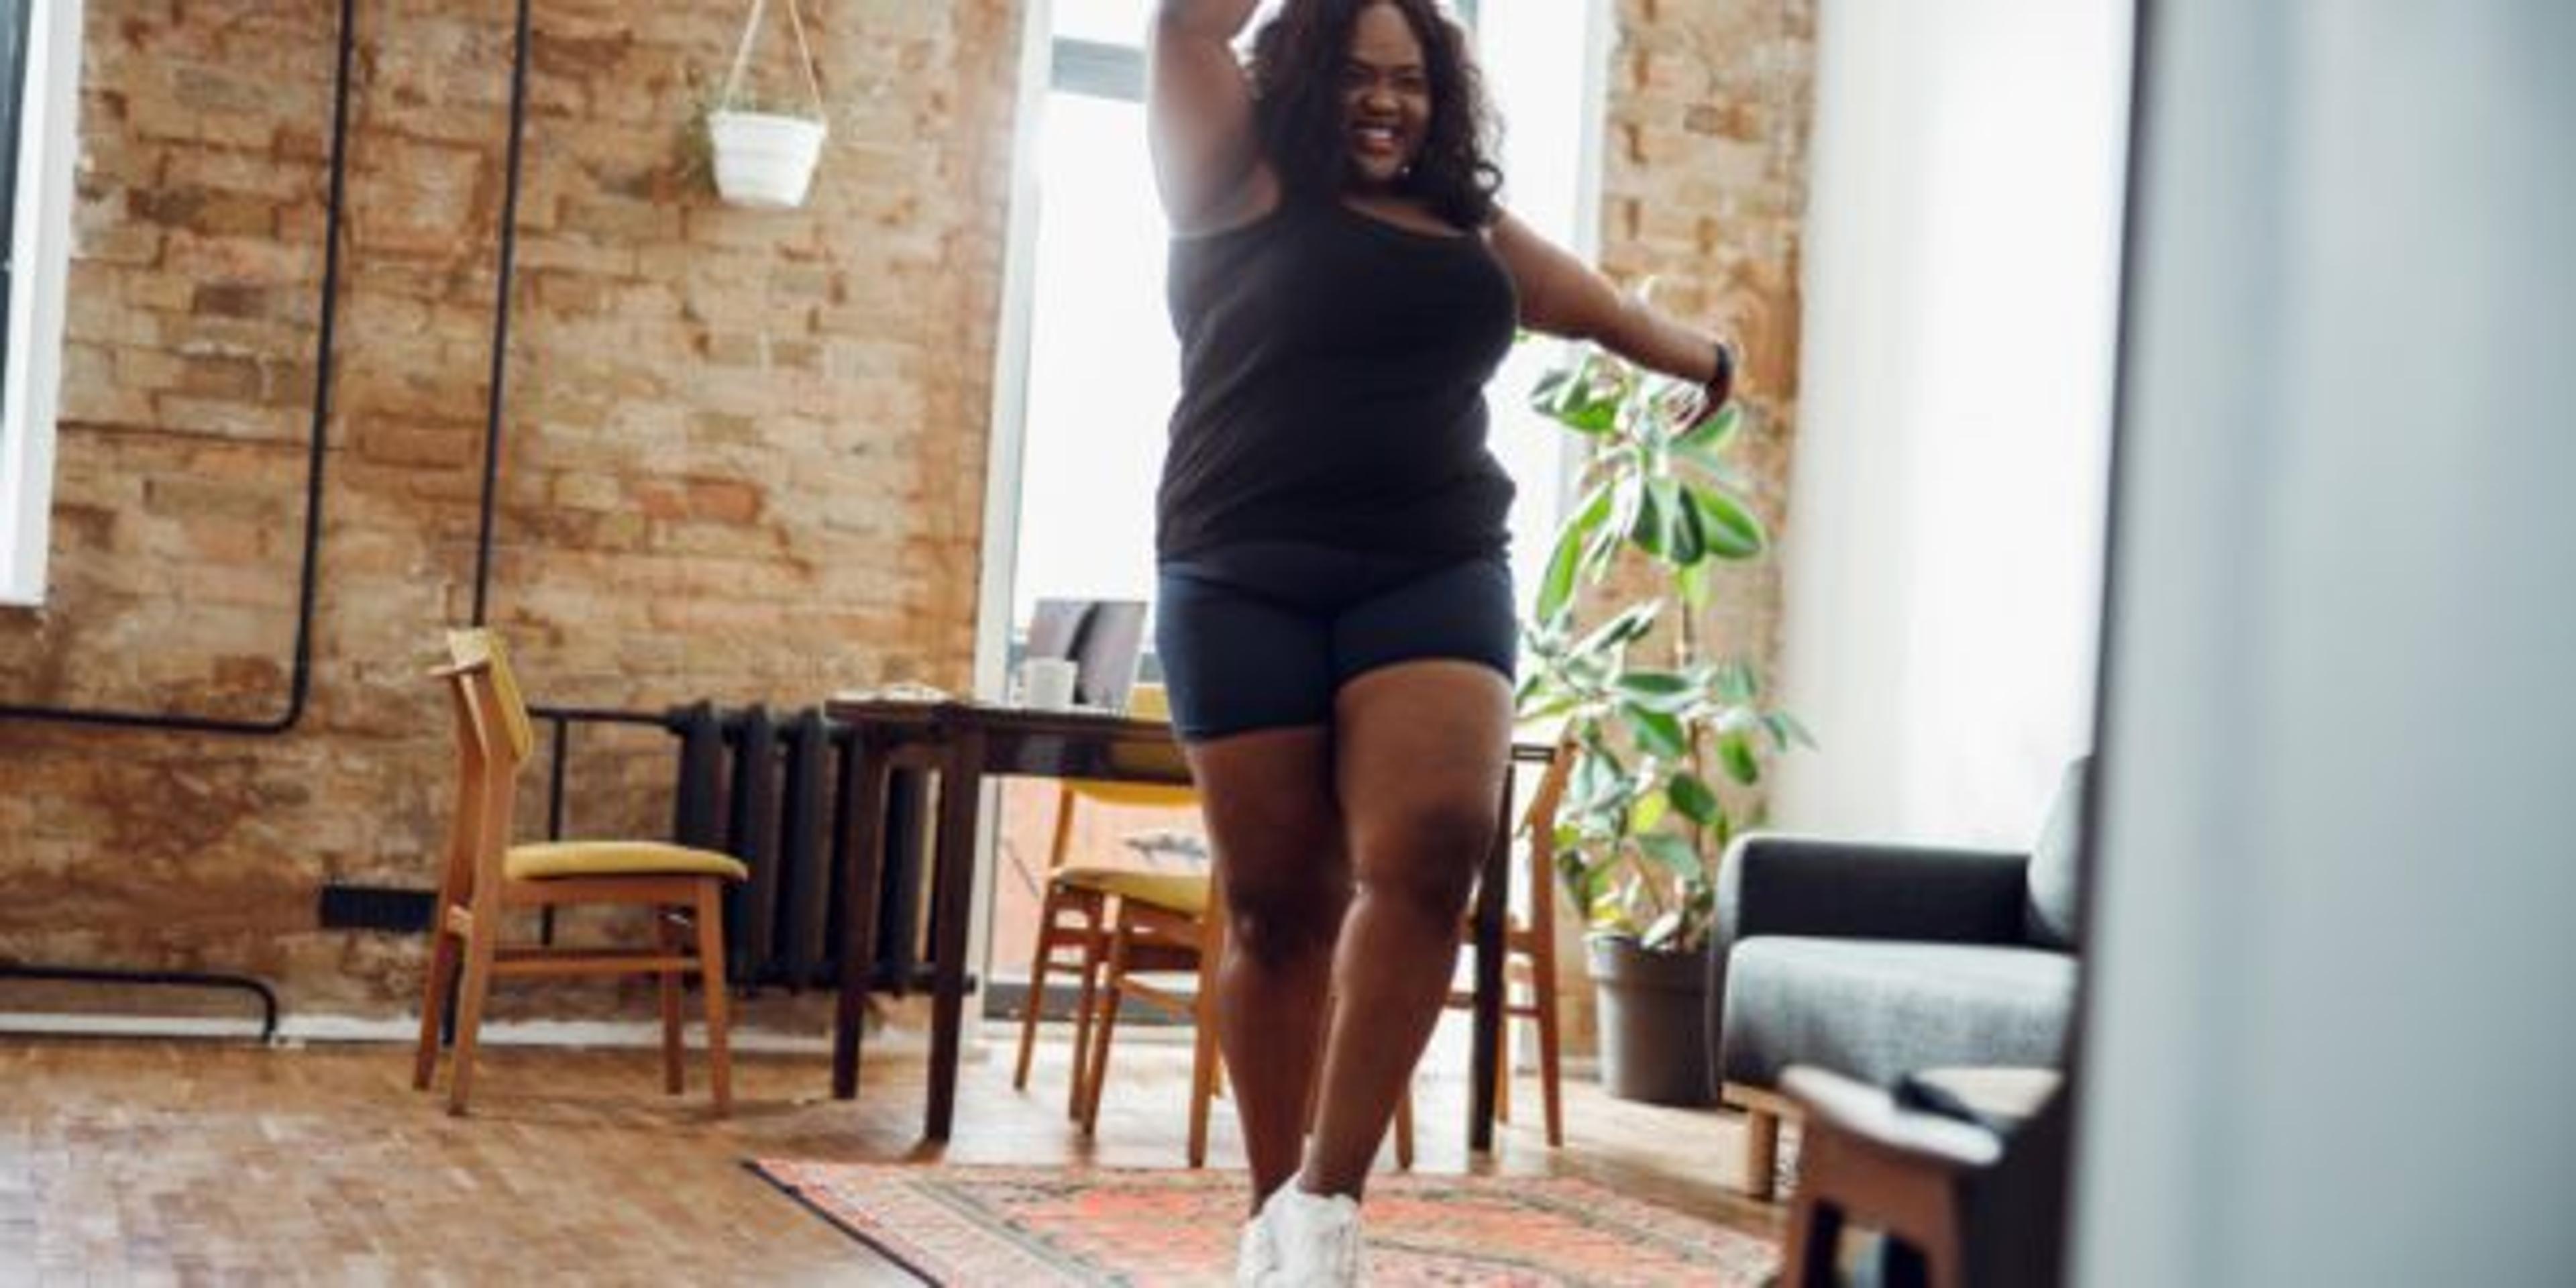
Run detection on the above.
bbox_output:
[0,0,358,735]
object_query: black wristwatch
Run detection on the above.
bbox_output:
[1707,339,1736,402]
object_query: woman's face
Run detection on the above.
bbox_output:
[1341,2,1432,191]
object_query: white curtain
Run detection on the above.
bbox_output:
[1772,0,2131,846]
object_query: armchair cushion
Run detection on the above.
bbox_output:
[1717,937,2076,1087]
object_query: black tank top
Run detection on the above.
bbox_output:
[1156,196,1520,561]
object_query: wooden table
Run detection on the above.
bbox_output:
[823,697,1530,1149]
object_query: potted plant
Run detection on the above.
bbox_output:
[1517,342,1811,1106]
[698,0,828,209]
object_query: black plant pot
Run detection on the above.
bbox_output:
[1587,935,1718,1107]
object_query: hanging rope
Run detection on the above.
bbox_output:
[721,0,826,119]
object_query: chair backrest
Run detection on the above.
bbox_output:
[446,629,535,765]
[1511,737,1580,933]
[434,629,535,906]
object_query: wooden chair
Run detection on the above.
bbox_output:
[1442,738,1576,1146]
[1075,856,1424,1171]
[1009,684,1206,1116]
[413,629,749,1116]
[1777,1065,2068,1288]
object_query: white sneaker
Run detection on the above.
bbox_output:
[1235,1210,1281,1288]
[1260,1185,1366,1287]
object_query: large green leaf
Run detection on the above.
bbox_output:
[1660,477,1706,566]
[1719,729,1762,786]
[1667,770,1721,828]
[1629,789,1670,835]
[1613,669,1699,713]
[1674,401,1741,460]
[1772,711,1819,751]
[1713,661,1759,704]
[1687,482,1768,560]
[1535,482,1613,626]
[1566,747,1627,816]
[1533,358,1621,435]
[1570,600,1660,662]
[1623,703,1689,760]
[1628,480,1667,557]
[1635,832,1703,880]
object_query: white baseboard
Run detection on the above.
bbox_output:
[0,1010,930,1055]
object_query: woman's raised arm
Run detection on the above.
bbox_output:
[1490,209,1735,405]
[1149,1,1279,233]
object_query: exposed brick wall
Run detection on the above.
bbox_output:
[0,0,1807,1036]
[1552,0,1815,1053]
[0,0,1024,1019]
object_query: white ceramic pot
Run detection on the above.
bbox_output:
[707,109,826,210]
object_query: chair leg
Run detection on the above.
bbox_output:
[1014,885,1066,1093]
[657,906,687,1095]
[412,922,461,1091]
[693,882,733,1118]
[1534,980,1565,1149]
[445,922,498,1116]
[1393,1085,1415,1170]
[1065,894,1107,1119]
[1780,1192,1845,1288]
[1080,919,1132,1135]
[1185,985,1221,1169]
[1745,1106,1782,1201]
[1492,1003,1513,1126]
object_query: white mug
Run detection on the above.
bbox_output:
[1016,657,1079,710]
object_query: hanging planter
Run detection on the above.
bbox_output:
[706,0,827,209]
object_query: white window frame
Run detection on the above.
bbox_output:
[967,2,1610,1013]
[1,0,85,608]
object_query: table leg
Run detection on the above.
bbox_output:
[1468,772,1514,1152]
[832,734,892,1101]
[925,729,986,1142]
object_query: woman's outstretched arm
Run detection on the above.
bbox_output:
[1490,209,1736,407]
[1150,1,1279,233]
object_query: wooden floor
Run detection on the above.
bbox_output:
[0,1028,1782,1283]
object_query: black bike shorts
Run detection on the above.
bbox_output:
[1154,541,1517,743]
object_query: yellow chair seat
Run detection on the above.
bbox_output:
[1065,780,1199,810]
[1051,865,1210,916]
[504,841,749,883]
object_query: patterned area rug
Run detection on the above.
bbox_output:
[750,1160,1778,1286]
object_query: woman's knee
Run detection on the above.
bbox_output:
[1224,867,1348,966]
[1353,798,1493,918]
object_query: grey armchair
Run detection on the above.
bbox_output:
[1707,760,2088,1198]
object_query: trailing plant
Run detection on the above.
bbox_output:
[1517,343,1812,953]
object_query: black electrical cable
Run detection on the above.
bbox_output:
[0,0,356,735]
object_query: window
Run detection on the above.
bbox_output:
[974,1,1607,1010]
[987,0,1601,655]
[0,0,83,607]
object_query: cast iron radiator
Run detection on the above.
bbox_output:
[661,703,928,994]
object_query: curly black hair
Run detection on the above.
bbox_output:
[1248,0,1504,229]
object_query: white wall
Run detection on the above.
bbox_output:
[1774,0,2130,845]
[2075,3,2576,1284]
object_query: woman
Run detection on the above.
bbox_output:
[1146,2,1736,1282]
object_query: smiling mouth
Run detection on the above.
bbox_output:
[1352,121,1404,158]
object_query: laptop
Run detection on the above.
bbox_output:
[1023,598,1146,712]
